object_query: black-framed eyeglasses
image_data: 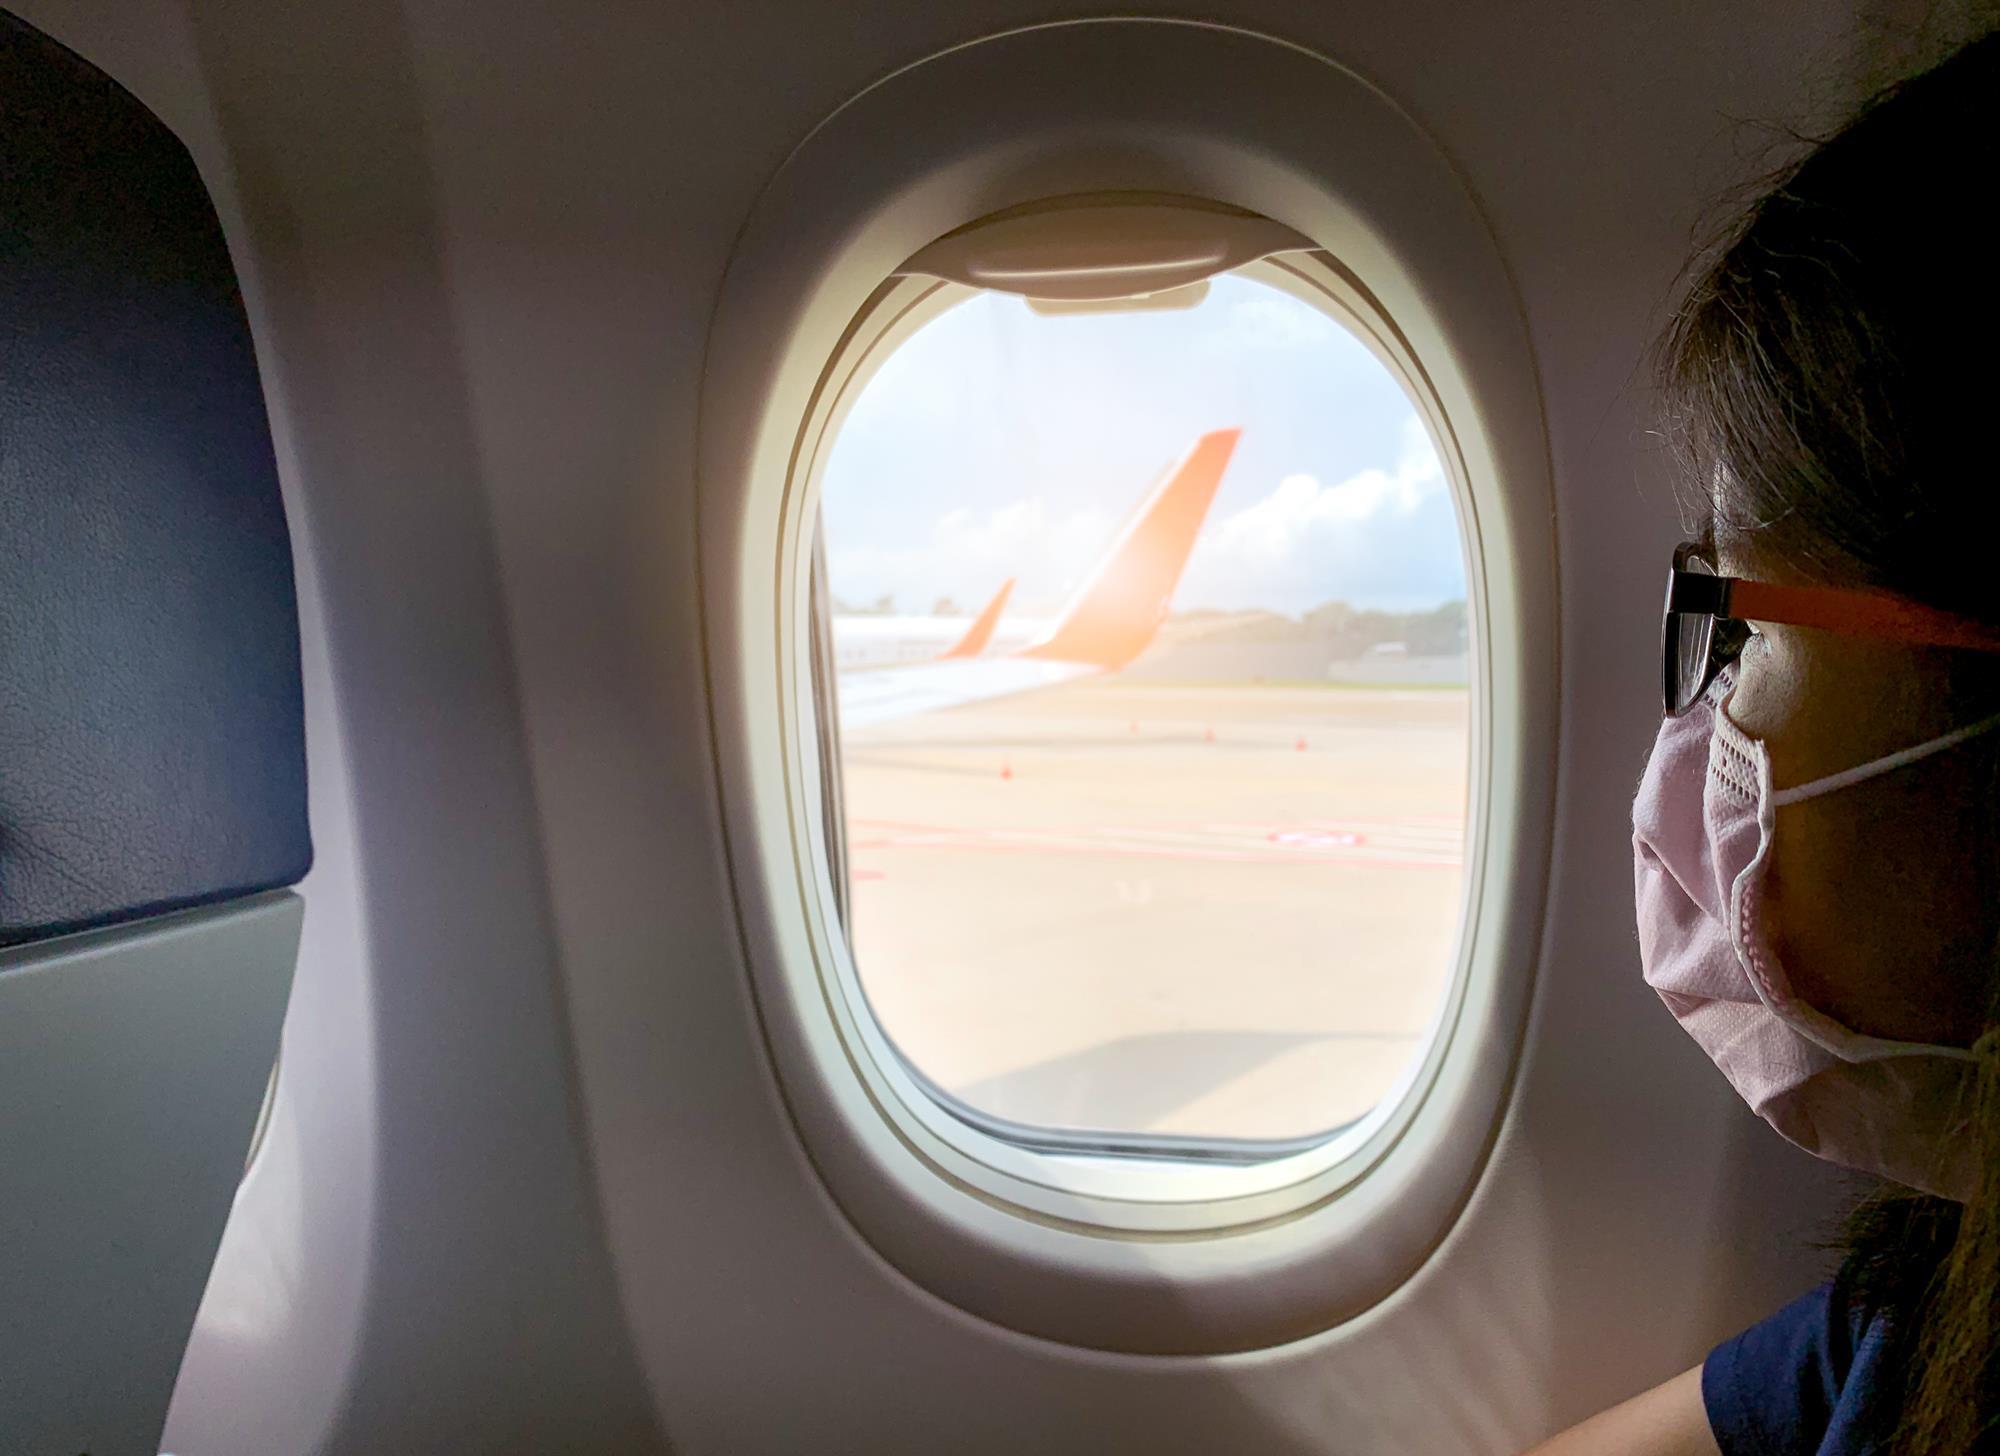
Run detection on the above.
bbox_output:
[1662,541,2000,716]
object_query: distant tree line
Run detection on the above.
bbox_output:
[1171,599,1468,658]
[832,593,901,616]
[831,591,1469,658]
[830,594,972,617]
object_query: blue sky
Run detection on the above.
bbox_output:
[820,272,1467,618]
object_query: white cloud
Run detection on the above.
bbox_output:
[1177,418,1460,614]
[829,419,1461,618]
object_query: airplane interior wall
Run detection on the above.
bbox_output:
[13,1,1987,1451]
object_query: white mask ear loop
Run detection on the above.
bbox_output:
[1771,709,2000,808]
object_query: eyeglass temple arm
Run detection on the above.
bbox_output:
[1721,577,2000,653]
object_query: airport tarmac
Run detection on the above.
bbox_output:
[840,677,1471,1147]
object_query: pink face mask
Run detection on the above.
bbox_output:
[1633,671,1999,1199]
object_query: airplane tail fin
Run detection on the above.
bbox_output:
[1019,428,1240,669]
[937,577,1016,659]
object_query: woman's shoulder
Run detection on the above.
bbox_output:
[1701,1195,1959,1456]
[1702,1274,1899,1456]
[1520,1198,1957,1455]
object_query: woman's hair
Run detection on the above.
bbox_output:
[1662,31,2000,614]
[1658,29,2000,1451]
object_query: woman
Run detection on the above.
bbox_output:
[1532,30,2000,1456]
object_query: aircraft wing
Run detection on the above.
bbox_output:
[835,427,1240,729]
[838,657,1097,729]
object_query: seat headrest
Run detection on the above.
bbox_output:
[1,9,312,948]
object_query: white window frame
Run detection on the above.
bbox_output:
[695,18,1556,1353]
[791,251,1487,1223]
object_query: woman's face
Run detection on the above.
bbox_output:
[1717,535,2000,1047]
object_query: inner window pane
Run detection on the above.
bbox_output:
[818,271,1470,1152]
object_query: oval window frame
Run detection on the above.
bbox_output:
[790,250,1485,1223]
[696,18,1556,1354]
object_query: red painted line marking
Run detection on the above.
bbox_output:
[845,818,1462,869]
[855,815,1466,837]
[1270,829,1364,849]
[850,837,1460,869]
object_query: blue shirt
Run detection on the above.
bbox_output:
[1703,1279,1898,1455]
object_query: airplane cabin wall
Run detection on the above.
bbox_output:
[11,1,1980,1452]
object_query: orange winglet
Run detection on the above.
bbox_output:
[937,578,1016,660]
[1018,428,1240,670]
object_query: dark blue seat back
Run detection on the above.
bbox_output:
[1,6,311,948]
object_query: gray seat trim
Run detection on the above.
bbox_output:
[0,894,302,1455]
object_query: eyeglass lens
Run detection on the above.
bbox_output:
[1669,553,1717,714]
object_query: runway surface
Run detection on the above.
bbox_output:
[839,678,1471,1147]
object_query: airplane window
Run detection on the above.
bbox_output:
[810,267,1472,1163]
